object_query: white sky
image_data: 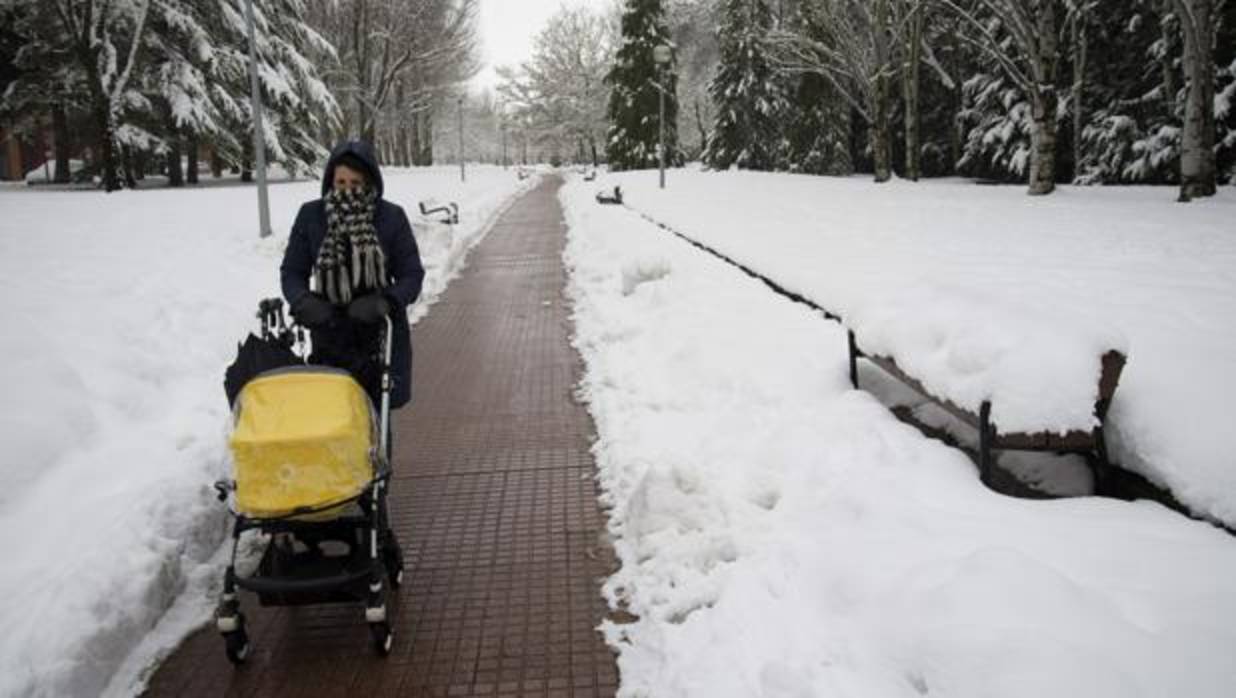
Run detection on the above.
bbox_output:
[472,0,612,91]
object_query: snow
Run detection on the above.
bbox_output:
[581,169,1236,528]
[0,166,534,698]
[23,159,87,184]
[560,174,1236,698]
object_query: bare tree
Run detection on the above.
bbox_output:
[771,0,899,182]
[308,0,479,148]
[496,4,614,166]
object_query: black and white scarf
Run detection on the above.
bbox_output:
[314,186,387,304]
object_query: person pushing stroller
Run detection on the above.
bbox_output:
[211,141,424,663]
[281,140,425,444]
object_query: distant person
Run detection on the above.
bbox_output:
[280,140,424,453]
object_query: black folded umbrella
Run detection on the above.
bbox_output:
[224,332,303,407]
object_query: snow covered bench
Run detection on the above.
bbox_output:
[622,207,1130,491]
[847,330,1127,488]
[418,200,459,225]
[596,186,623,205]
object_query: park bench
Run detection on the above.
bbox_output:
[619,209,1129,490]
[583,170,597,182]
[418,200,459,225]
[595,186,622,205]
[847,332,1127,487]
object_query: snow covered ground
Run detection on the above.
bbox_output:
[0,165,533,698]
[585,170,1236,527]
[560,175,1236,697]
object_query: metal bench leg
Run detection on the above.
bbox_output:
[1090,426,1111,494]
[979,401,993,485]
[847,330,859,389]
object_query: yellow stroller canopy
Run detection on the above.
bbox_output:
[229,368,376,518]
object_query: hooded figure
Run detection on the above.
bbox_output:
[281,140,425,409]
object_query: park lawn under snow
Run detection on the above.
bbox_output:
[590,169,1236,527]
[560,176,1236,697]
[0,166,533,698]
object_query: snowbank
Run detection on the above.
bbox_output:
[0,166,533,697]
[595,170,1236,526]
[560,177,1236,698]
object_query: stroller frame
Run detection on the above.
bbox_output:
[214,299,404,663]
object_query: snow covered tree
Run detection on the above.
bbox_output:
[771,0,898,182]
[209,0,340,175]
[784,68,852,174]
[605,0,683,171]
[703,0,789,171]
[1,1,86,183]
[306,0,479,156]
[938,0,1065,195]
[497,4,614,167]
[667,0,721,161]
[29,0,154,191]
[1,0,340,188]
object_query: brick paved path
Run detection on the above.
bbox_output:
[145,176,620,697]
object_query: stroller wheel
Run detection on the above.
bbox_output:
[370,621,394,656]
[223,615,250,665]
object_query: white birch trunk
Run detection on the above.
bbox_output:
[1027,1,1059,196]
[1174,0,1217,200]
[872,0,892,183]
[903,1,924,181]
[1071,11,1087,181]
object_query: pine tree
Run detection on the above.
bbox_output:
[604,0,681,171]
[703,0,787,171]
[779,3,850,175]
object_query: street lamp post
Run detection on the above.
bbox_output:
[653,44,672,190]
[242,0,271,238]
[457,96,466,183]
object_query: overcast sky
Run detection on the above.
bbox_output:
[472,0,612,91]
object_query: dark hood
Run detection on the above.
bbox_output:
[320,140,385,198]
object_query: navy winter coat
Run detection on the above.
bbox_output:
[280,141,425,408]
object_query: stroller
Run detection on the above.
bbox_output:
[214,298,404,663]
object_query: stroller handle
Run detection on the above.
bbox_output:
[378,315,392,467]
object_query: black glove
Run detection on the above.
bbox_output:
[290,292,334,328]
[347,293,392,324]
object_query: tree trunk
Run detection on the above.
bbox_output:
[1071,12,1087,182]
[121,145,137,189]
[52,103,71,183]
[394,80,409,167]
[210,147,223,178]
[693,98,708,157]
[871,0,892,183]
[421,112,434,165]
[903,3,924,181]
[166,126,184,187]
[1027,1,1059,195]
[186,132,199,184]
[86,68,119,192]
[1028,92,1058,194]
[950,84,963,175]
[241,153,253,183]
[1175,0,1217,200]
[409,111,421,166]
